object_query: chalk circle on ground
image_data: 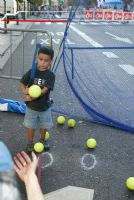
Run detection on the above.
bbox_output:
[81,153,97,170]
[41,152,54,168]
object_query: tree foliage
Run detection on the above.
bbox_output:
[18,0,24,3]
[25,0,43,5]
[67,0,97,7]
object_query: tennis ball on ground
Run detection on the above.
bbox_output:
[45,131,50,140]
[34,142,44,153]
[57,116,65,125]
[126,177,134,190]
[86,138,97,149]
[67,119,76,128]
[29,85,41,98]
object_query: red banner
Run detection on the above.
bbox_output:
[84,10,134,21]
[123,12,133,20]
[114,12,123,20]
[95,11,103,20]
[84,11,94,20]
[104,11,113,20]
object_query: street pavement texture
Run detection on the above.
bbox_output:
[0,21,134,200]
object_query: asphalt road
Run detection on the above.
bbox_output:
[0,20,134,200]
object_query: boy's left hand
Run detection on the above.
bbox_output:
[41,87,48,95]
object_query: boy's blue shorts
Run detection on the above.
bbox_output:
[23,107,53,129]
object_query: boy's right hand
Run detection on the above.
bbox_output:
[25,94,33,102]
[24,86,29,95]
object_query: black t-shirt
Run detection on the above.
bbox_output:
[20,68,55,112]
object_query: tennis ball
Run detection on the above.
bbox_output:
[45,131,50,140]
[86,138,97,149]
[126,177,134,190]
[34,142,44,153]
[67,119,76,128]
[57,116,65,125]
[29,85,41,98]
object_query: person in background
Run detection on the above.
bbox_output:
[0,141,44,200]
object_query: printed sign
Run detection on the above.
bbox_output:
[84,11,94,20]
[104,11,113,20]
[95,11,103,20]
[114,12,123,20]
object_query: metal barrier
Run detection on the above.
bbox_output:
[0,27,52,80]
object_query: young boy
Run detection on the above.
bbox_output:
[20,46,55,153]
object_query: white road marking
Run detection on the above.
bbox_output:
[90,22,99,25]
[119,64,134,75]
[102,52,119,58]
[56,32,64,36]
[57,22,63,25]
[70,25,103,47]
[105,32,133,44]
[80,22,87,25]
[81,153,97,170]
[40,38,49,45]
[37,32,43,36]
[31,39,35,45]
[101,22,109,25]
[53,38,60,44]
[35,22,40,25]
[45,22,51,24]
[41,152,54,168]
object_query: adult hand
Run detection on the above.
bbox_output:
[13,151,38,183]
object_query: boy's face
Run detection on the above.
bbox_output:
[37,53,52,71]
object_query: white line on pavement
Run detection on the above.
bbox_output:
[57,22,63,24]
[119,64,134,75]
[35,22,40,25]
[45,22,51,24]
[102,52,119,58]
[31,39,35,45]
[70,25,103,47]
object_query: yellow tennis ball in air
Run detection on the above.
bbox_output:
[67,119,76,128]
[126,177,134,190]
[86,138,97,149]
[57,116,65,125]
[29,85,41,98]
[34,142,44,153]
[45,131,50,140]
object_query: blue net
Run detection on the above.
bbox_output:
[52,0,134,132]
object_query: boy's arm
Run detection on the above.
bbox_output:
[20,82,29,95]
[20,82,33,102]
[41,87,48,95]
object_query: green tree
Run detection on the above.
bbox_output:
[18,0,23,3]
[67,0,73,6]
[26,0,43,5]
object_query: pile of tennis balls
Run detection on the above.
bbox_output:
[57,115,76,128]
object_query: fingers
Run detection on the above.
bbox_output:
[31,151,37,161]
[13,151,31,170]
[21,151,32,163]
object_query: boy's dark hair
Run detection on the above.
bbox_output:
[38,46,54,60]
